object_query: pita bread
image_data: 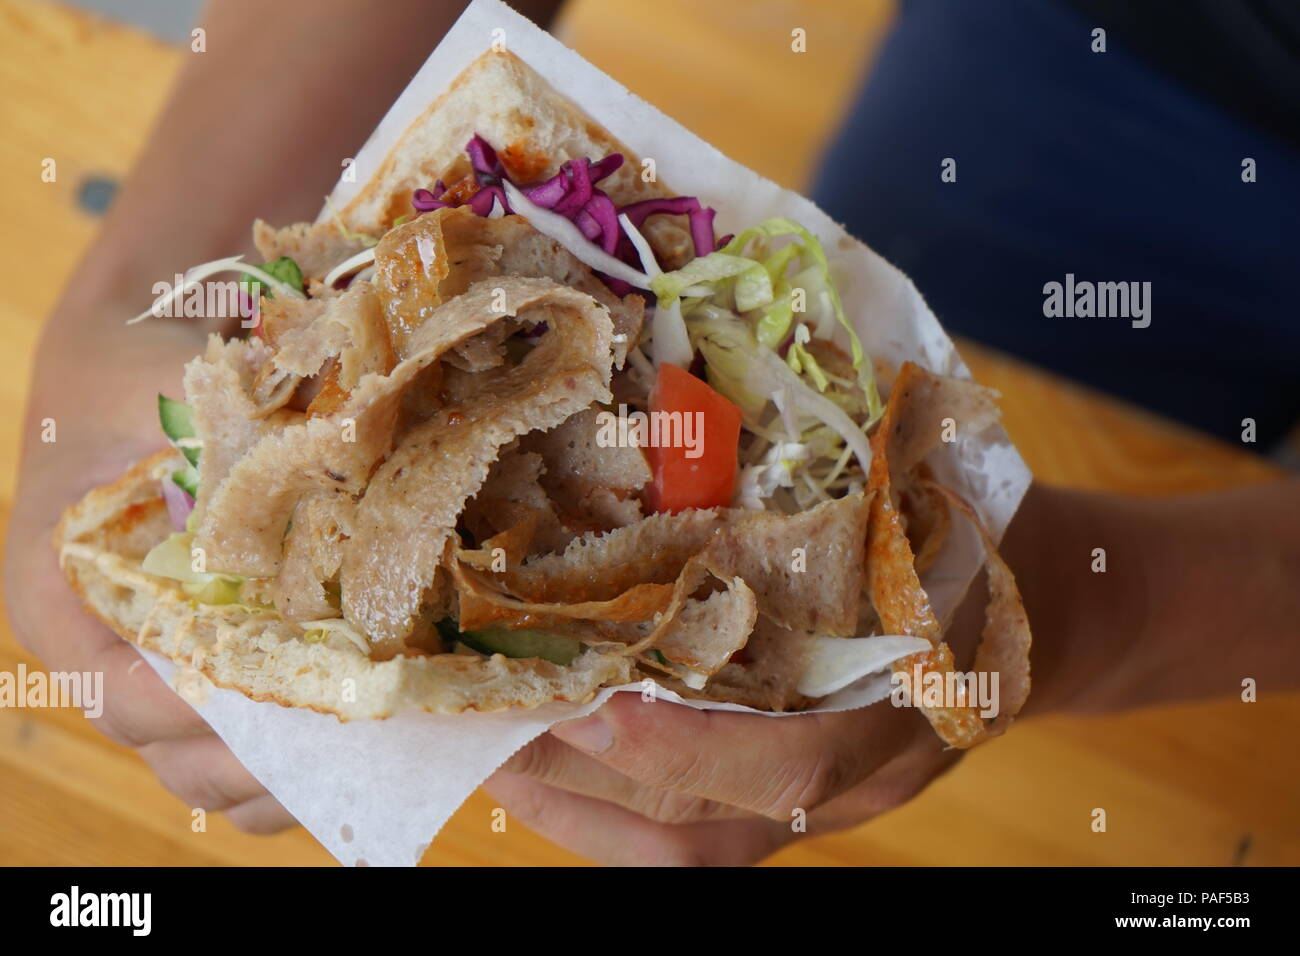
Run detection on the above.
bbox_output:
[55,451,632,719]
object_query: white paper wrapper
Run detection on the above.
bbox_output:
[138,0,1031,867]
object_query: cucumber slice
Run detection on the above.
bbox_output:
[171,465,199,498]
[158,394,196,441]
[458,627,581,665]
[159,395,202,467]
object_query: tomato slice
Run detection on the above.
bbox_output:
[645,363,742,514]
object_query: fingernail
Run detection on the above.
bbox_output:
[551,715,614,754]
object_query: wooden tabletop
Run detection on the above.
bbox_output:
[1,0,1295,867]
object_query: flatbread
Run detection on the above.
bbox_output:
[55,451,632,719]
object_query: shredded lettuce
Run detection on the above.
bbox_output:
[650,253,766,306]
[650,216,881,426]
[787,341,829,391]
[142,531,246,606]
[720,218,882,421]
[688,316,872,476]
[691,314,873,478]
[690,316,770,416]
[765,357,873,475]
[735,441,810,509]
[185,576,244,605]
[786,324,830,391]
[754,293,795,350]
[642,215,886,509]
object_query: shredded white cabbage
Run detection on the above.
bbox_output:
[619,213,661,278]
[502,180,654,289]
[652,298,693,368]
[323,246,377,287]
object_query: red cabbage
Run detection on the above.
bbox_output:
[582,193,621,254]
[523,168,570,208]
[411,187,449,212]
[620,197,717,259]
[466,134,503,178]
[411,134,719,296]
[467,184,507,216]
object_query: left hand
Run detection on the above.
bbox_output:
[484,688,961,866]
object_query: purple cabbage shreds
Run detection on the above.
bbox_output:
[412,187,451,212]
[619,197,717,259]
[524,167,571,208]
[467,184,507,216]
[552,158,593,215]
[573,207,601,242]
[581,194,621,254]
[715,233,734,250]
[589,153,624,181]
[524,154,626,211]
[619,196,695,229]
[409,134,722,298]
[466,134,503,178]
[690,206,717,260]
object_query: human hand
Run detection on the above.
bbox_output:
[485,687,961,866]
[4,310,294,835]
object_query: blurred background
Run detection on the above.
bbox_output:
[0,0,1295,866]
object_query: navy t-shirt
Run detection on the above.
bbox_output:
[812,0,1299,450]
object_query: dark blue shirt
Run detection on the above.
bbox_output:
[813,0,1300,449]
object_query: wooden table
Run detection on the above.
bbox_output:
[0,0,1295,867]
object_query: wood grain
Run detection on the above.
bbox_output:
[0,0,1293,867]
